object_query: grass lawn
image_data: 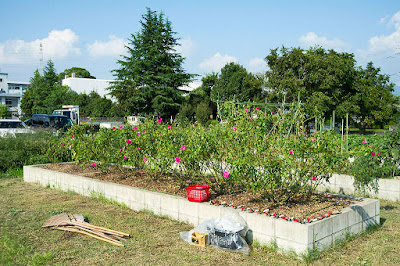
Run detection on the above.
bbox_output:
[1,174,400,265]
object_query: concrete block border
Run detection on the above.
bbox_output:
[317,174,400,201]
[23,164,380,255]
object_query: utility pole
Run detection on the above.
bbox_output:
[39,43,44,74]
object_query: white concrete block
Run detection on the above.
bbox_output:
[275,237,307,255]
[245,213,275,239]
[129,188,145,211]
[197,202,221,221]
[331,212,349,234]
[179,200,199,226]
[104,181,118,200]
[348,222,363,235]
[251,232,276,247]
[144,190,162,215]
[310,218,333,243]
[276,218,310,245]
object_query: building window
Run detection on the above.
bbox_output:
[5,99,12,107]
[0,78,2,82]
[5,98,17,108]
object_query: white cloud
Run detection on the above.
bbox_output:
[179,80,202,92]
[247,57,268,74]
[199,52,238,72]
[175,37,195,58]
[389,11,400,29]
[380,15,390,24]
[0,29,80,64]
[357,11,400,62]
[299,32,347,51]
[87,35,126,58]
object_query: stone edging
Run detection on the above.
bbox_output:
[317,174,400,201]
[23,164,380,256]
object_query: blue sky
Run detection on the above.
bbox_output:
[1,0,400,94]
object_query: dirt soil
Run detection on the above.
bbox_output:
[42,163,360,223]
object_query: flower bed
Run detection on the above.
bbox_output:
[24,164,380,256]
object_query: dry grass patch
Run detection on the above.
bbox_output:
[1,175,400,265]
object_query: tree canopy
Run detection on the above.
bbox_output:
[264,46,399,128]
[109,8,195,118]
[211,62,263,103]
[58,67,96,81]
[0,104,8,118]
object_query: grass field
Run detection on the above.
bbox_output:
[1,174,400,265]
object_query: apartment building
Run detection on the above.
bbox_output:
[0,73,30,118]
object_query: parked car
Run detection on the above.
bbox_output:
[28,114,73,132]
[0,119,32,137]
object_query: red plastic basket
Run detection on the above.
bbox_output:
[186,185,210,202]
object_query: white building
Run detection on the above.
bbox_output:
[62,74,114,99]
[0,73,30,118]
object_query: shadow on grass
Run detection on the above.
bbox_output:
[381,205,397,211]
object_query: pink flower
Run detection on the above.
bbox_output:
[268,144,272,147]
[377,152,381,156]
[289,150,294,155]
[312,176,316,181]
[92,162,96,168]
[142,130,146,133]
[233,127,237,131]
[71,135,74,138]
[256,106,260,110]
[126,139,132,144]
[62,143,65,147]
[271,112,274,115]
[223,171,230,179]
[288,176,292,180]
[137,131,140,135]
[245,108,249,113]
[362,140,367,145]
[119,149,122,153]
[124,155,127,160]
[143,157,147,162]
[167,125,172,130]
[180,145,186,150]
[91,136,95,139]
[120,126,123,129]
[157,118,162,123]
[138,147,141,150]
[112,126,115,129]
[312,139,316,142]
[371,152,376,157]
[175,157,181,163]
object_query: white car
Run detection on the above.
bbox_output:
[0,119,32,137]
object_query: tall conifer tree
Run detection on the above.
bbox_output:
[109,8,194,118]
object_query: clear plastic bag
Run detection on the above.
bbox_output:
[180,208,250,255]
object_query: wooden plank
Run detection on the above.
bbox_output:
[54,226,124,246]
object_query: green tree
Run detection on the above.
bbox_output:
[180,73,218,122]
[211,62,263,102]
[265,46,358,119]
[58,67,96,82]
[21,70,46,116]
[354,62,399,130]
[0,104,8,118]
[109,8,195,118]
